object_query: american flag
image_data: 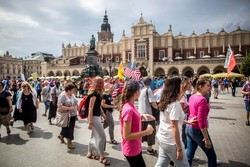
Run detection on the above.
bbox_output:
[132,69,141,81]
[123,62,141,80]
[123,62,135,78]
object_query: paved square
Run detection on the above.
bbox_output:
[1,92,250,167]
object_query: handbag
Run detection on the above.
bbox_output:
[54,110,69,127]
[0,107,9,115]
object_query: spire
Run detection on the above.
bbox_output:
[139,12,145,23]
[105,8,107,15]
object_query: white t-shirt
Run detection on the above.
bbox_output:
[157,100,185,145]
[138,87,156,121]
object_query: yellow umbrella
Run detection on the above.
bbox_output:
[212,72,244,79]
[199,73,212,78]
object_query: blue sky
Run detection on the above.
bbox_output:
[0,0,249,58]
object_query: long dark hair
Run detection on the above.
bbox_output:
[159,76,181,111]
[119,80,140,118]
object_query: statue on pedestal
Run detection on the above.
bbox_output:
[90,35,96,50]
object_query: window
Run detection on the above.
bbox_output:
[200,51,205,58]
[128,53,131,61]
[159,50,165,60]
[186,52,191,57]
[13,66,15,74]
[214,51,219,57]
[137,45,146,58]
[97,58,100,63]
[246,49,250,56]
[175,52,180,57]
[116,56,119,62]
[80,58,84,64]
[106,57,109,63]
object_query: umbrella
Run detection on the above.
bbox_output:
[199,73,212,78]
[175,56,183,60]
[203,55,211,58]
[188,56,196,59]
[217,55,225,58]
[212,72,244,79]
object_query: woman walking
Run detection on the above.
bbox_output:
[0,82,13,138]
[48,81,62,125]
[57,83,78,149]
[101,87,118,144]
[120,80,154,167]
[13,83,23,123]
[16,82,38,133]
[155,76,196,167]
[186,78,217,167]
[86,77,111,165]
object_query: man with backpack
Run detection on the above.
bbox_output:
[138,77,158,155]
[35,80,42,102]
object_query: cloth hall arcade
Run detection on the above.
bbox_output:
[42,11,250,78]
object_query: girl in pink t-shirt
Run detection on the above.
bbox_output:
[120,81,154,167]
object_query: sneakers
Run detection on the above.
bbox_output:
[42,113,47,117]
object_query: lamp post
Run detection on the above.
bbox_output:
[109,58,112,77]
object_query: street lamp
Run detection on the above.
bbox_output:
[109,58,112,77]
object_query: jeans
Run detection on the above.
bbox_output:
[155,141,189,167]
[186,126,217,167]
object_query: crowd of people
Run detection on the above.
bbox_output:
[0,75,249,166]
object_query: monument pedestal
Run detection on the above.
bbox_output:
[82,50,102,77]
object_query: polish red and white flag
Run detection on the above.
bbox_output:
[224,45,236,74]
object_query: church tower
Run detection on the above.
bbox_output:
[98,9,114,42]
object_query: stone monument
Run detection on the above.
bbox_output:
[81,35,102,77]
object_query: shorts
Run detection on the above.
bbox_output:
[245,101,250,112]
[44,100,50,110]
[141,120,156,145]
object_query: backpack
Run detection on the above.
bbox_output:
[78,96,88,119]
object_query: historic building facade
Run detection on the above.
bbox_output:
[23,52,54,79]
[0,51,23,79]
[42,11,250,78]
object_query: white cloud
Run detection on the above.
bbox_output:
[0,8,40,27]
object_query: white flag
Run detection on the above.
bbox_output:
[224,45,233,68]
[20,73,26,81]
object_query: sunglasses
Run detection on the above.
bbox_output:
[22,85,27,88]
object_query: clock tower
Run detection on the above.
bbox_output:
[98,9,114,42]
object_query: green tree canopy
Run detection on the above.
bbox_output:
[241,53,250,77]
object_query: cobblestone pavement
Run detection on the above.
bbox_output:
[0,91,250,167]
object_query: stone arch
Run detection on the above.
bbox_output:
[167,67,179,76]
[56,70,63,76]
[182,66,194,77]
[48,71,55,76]
[112,68,118,76]
[197,66,210,75]
[72,70,80,76]
[64,70,71,76]
[213,65,226,74]
[155,67,165,77]
[139,67,148,77]
[102,69,109,76]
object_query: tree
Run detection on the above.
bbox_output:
[241,53,250,77]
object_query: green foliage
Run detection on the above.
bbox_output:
[241,53,250,77]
